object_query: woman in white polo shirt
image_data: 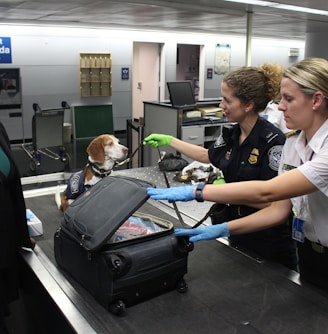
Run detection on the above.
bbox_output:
[260,100,291,135]
[147,57,328,290]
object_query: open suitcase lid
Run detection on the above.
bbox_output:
[62,175,154,252]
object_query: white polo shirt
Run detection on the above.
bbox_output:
[279,119,328,246]
[260,102,291,134]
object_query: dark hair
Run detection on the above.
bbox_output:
[222,63,284,113]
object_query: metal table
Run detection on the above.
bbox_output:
[20,167,328,334]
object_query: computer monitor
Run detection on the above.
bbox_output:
[0,68,21,109]
[167,81,196,108]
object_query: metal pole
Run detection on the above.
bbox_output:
[245,5,253,66]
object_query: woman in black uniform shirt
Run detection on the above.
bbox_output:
[0,122,34,332]
[143,63,297,270]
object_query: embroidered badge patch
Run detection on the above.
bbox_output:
[225,149,232,160]
[70,173,82,194]
[268,145,283,171]
[248,148,259,164]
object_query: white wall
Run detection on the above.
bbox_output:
[0,24,305,140]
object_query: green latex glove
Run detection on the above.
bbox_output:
[213,176,226,185]
[213,170,226,185]
[143,134,173,148]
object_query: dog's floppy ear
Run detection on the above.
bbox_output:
[87,136,105,162]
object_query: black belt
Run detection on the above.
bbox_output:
[304,238,328,254]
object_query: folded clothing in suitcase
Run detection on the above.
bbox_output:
[54,175,193,315]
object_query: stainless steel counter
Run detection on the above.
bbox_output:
[20,167,328,334]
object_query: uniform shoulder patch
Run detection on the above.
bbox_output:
[268,145,283,171]
[214,135,226,148]
[286,130,301,138]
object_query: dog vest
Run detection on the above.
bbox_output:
[66,170,86,199]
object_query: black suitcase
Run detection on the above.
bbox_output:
[54,175,193,315]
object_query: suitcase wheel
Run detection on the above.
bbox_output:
[109,299,126,316]
[177,278,188,293]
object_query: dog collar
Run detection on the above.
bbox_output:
[88,161,112,178]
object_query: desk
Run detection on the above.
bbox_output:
[143,100,230,166]
[21,167,328,334]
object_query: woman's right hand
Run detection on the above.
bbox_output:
[143,134,173,148]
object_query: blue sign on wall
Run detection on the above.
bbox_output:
[0,37,12,63]
[207,67,213,79]
[121,67,129,80]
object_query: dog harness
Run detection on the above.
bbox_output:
[66,170,86,199]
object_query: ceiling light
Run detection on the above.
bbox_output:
[224,0,328,16]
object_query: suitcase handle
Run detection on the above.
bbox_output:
[175,236,194,254]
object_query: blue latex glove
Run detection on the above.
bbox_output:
[147,186,195,203]
[174,222,230,242]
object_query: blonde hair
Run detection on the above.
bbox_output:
[284,58,328,98]
[223,63,284,113]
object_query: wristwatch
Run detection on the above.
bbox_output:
[195,183,205,202]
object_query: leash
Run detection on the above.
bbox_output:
[157,148,190,228]
[115,141,144,167]
[191,203,220,229]
[156,147,217,229]
[115,138,189,227]
[156,148,195,251]
[117,140,215,229]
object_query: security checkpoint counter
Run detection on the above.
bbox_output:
[19,166,328,334]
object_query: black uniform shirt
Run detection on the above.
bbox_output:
[208,117,285,184]
[207,117,298,269]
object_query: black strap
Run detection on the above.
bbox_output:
[156,147,216,229]
[157,148,189,227]
[192,203,220,229]
[128,141,144,162]
[115,140,144,167]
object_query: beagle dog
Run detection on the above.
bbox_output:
[56,134,128,211]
